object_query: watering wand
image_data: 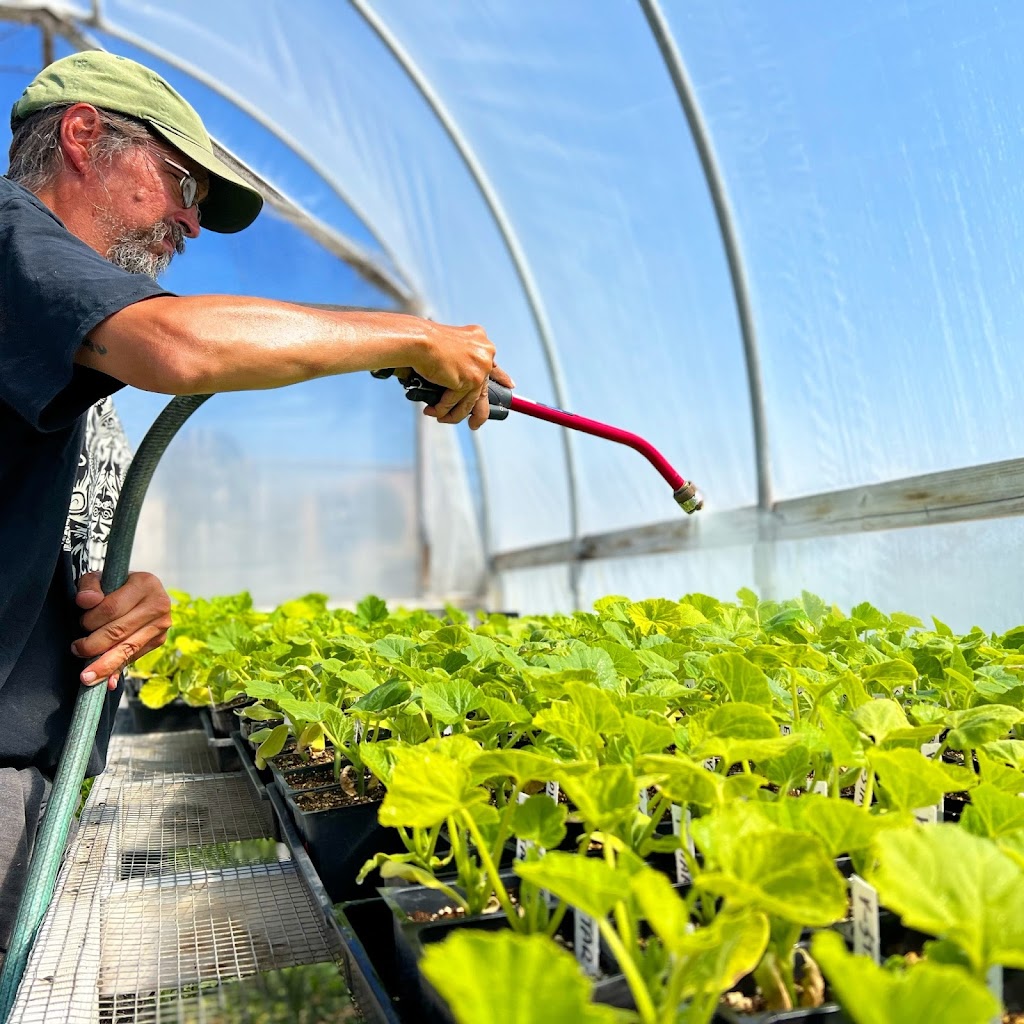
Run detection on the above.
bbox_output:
[372,369,704,513]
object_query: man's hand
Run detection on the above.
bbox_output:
[412,324,514,430]
[72,571,173,690]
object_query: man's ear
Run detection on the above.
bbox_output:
[60,103,105,176]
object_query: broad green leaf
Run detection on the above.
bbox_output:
[811,930,999,1024]
[862,659,918,693]
[477,696,533,726]
[420,930,620,1024]
[542,647,619,691]
[358,740,397,786]
[628,868,693,953]
[557,764,638,832]
[244,679,293,703]
[674,912,770,1010]
[351,679,412,713]
[702,702,779,740]
[240,704,283,722]
[850,699,909,744]
[621,713,675,757]
[945,705,1024,750]
[378,750,484,828]
[356,595,389,624]
[869,748,977,813]
[533,690,621,758]
[693,815,846,926]
[759,743,811,793]
[800,796,905,858]
[373,635,416,662]
[975,749,1024,793]
[138,677,178,709]
[469,749,562,787]
[510,793,567,849]
[419,677,483,725]
[338,668,378,694]
[707,653,772,707]
[594,640,644,680]
[960,783,1024,839]
[514,851,635,920]
[868,825,1024,973]
[851,602,888,631]
[563,680,625,733]
[818,707,867,766]
[640,755,723,809]
[627,598,706,635]
[980,739,1024,770]
[255,724,290,769]
[296,722,325,751]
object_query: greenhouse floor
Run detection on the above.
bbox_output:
[7,718,357,1024]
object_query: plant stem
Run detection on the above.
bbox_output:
[636,792,672,852]
[461,811,520,929]
[598,918,658,1024]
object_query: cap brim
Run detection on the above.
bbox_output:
[150,123,263,234]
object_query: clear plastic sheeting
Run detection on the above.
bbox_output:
[130,380,422,605]
[768,518,1024,636]
[666,3,1024,497]
[420,416,486,602]
[2,0,1023,625]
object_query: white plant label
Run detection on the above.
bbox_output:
[574,911,601,977]
[671,804,693,885]
[849,874,880,965]
[638,788,649,815]
[853,769,868,806]
[442,725,453,736]
[353,720,364,743]
[780,723,792,736]
[914,742,944,824]
[703,757,720,772]
[515,791,542,860]
[545,781,560,803]
[812,780,830,796]
[987,965,1003,1024]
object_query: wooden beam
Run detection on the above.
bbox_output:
[493,457,1024,571]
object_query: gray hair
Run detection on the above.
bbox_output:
[7,104,153,192]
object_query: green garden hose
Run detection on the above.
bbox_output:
[0,394,211,1020]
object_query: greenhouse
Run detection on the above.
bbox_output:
[0,2,1023,1022]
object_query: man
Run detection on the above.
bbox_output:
[0,50,510,944]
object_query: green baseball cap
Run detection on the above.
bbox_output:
[11,50,263,233]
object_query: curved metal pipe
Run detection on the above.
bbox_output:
[0,395,210,1020]
[638,0,773,512]
[348,0,585,605]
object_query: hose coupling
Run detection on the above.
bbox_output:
[673,481,704,514]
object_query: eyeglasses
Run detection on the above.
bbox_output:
[163,156,202,222]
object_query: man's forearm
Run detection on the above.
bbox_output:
[82,295,434,394]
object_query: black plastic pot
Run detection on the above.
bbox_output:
[239,715,285,742]
[208,695,256,736]
[714,1005,845,1023]
[275,763,340,797]
[283,785,405,903]
[384,883,615,1024]
[126,694,199,733]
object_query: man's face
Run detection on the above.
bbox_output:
[93,138,210,280]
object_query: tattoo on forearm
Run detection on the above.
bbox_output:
[83,338,108,356]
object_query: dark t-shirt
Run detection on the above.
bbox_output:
[0,175,168,776]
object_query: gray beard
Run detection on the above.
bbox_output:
[105,221,186,280]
